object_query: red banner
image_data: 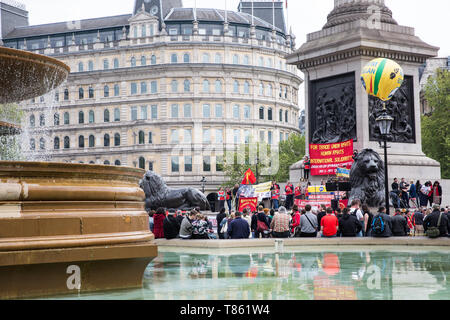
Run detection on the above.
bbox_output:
[239,198,258,212]
[309,139,354,176]
[294,199,349,210]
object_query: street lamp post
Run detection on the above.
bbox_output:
[376,103,394,215]
[200,176,206,194]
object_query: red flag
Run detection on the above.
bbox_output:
[241,168,257,185]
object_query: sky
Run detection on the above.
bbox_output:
[18,0,450,57]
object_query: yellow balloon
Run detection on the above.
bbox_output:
[361,58,404,101]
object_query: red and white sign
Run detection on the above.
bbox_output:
[309,139,354,176]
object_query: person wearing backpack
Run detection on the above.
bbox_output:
[371,207,393,238]
[254,206,270,239]
[338,208,362,237]
[424,205,448,238]
[350,200,364,237]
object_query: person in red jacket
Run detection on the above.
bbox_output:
[291,205,301,236]
[303,156,311,181]
[294,184,302,200]
[226,188,232,213]
[153,207,166,239]
[218,187,226,211]
[285,182,294,210]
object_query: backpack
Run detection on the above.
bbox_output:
[372,215,385,235]
[426,213,442,239]
[257,219,269,232]
[220,218,228,234]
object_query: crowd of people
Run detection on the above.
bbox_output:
[148,198,450,240]
[390,178,443,209]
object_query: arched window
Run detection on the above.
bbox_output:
[64,112,70,125]
[138,131,145,145]
[259,83,264,95]
[114,133,121,146]
[54,137,60,150]
[78,111,84,124]
[244,105,251,119]
[39,114,45,126]
[114,84,120,96]
[141,82,147,93]
[233,105,240,119]
[104,109,110,123]
[232,54,239,64]
[171,53,178,63]
[79,87,84,99]
[203,79,210,93]
[78,62,84,72]
[104,85,109,98]
[215,53,222,64]
[285,110,288,123]
[89,161,95,164]
[113,58,119,69]
[114,160,121,166]
[202,53,210,63]
[103,59,109,70]
[30,138,35,150]
[54,113,60,126]
[259,107,265,120]
[89,87,94,99]
[88,60,94,71]
[184,79,191,92]
[104,134,110,147]
[138,157,145,169]
[244,81,250,94]
[171,80,178,93]
[29,115,35,127]
[78,135,84,148]
[148,132,153,144]
[258,57,264,67]
[268,108,273,121]
[267,84,272,97]
[215,80,222,93]
[183,53,190,63]
[243,55,249,65]
[114,108,120,122]
[89,110,95,123]
[141,56,146,66]
[279,109,283,122]
[104,160,110,165]
[89,135,95,147]
[64,136,70,149]
[267,58,272,68]
[233,80,240,93]
[131,56,136,67]
[148,162,154,171]
[151,55,156,65]
[39,138,45,150]
[64,89,69,100]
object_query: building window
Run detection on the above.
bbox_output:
[215,104,223,118]
[203,104,211,118]
[54,137,60,150]
[183,53,190,63]
[267,58,272,68]
[232,54,239,64]
[203,156,211,172]
[148,132,153,144]
[114,133,121,146]
[29,115,35,127]
[54,113,60,126]
[78,136,84,148]
[113,58,119,69]
[104,109,110,122]
[170,129,179,144]
[89,135,95,147]
[88,60,94,71]
[268,131,273,145]
[244,105,251,119]
[259,57,264,67]
[234,129,240,144]
[114,108,120,122]
[268,108,273,121]
[233,105,240,119]
[243,55,249,65]
[184,79,190,92]
[203,129,211,143]
[215,80,222,93]
[78,62,84,72]
[131,107,138,121]
[244,81,250,94]
[64,136,70,149]
[184,129,192,144]
[78,111,84,124]
[233,80,239,93]
[171,54,178,63]
[131,57,136,67]
[139,131,145,145]
[104,134,110,147]
[115,160,121,166]
[171,156,179,172]
[30,138,35,150]
[267,84,272,97]
[103,59,109,70]
[171,80,178,93]
[89,110,95,123]
[184,156,192,172]
[131,83,137,95]
[279,109,283,122]
[148,161,154,171]
[202,53,210,63]
[171,104,179,118]
[139,157,146,170]
[79,87,84,99]
[141,82,147,94]
[151,105,157,119]
[285,110,288,123]
[141,106,147,120]
[64,112,70,125]
[141,56,146,66]
[64,89,69,100]
[216,155,224,172]
[259,131,265,143]
[259,83,264,96]
[114,84,120,96]
[203,80,210,93]
[151,55,156,65]
[216,129,223,144]
[215,53,222,63]
[150,81,157,93]
[244,130,250,144]
[183,104,191,118]
[39,138,45,150]
[104,85,109,98]
[259,107,264,120]
[89,87,94,99]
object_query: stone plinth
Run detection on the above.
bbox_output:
[286,0,441,184]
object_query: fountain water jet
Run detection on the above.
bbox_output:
[0,47,157,299]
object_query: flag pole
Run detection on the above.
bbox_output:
[273,0,275,29]
[251,0,254,25]
[286,0,289,34]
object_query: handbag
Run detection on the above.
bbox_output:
[257,219,269,232]
[426,213,442,239]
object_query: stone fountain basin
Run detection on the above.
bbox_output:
[0,47,70,104]
[0,161,157,299]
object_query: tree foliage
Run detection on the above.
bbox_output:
[273,133,306,183]
[422,69,450,178]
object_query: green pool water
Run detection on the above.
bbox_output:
[44,246,450,300]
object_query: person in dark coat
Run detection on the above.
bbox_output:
[391,210,408,236]
[338,208,362,237]
[153,207,166,239]
[253,206,270,239]
[176,210,185,226]
[216,208,227,239]
[424,205,448,237]
[163,211,181,239]
[371,207,393,238]
[228,212,250,239]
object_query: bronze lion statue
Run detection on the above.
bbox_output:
[139,171,210,211]
[348,149,385,208]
